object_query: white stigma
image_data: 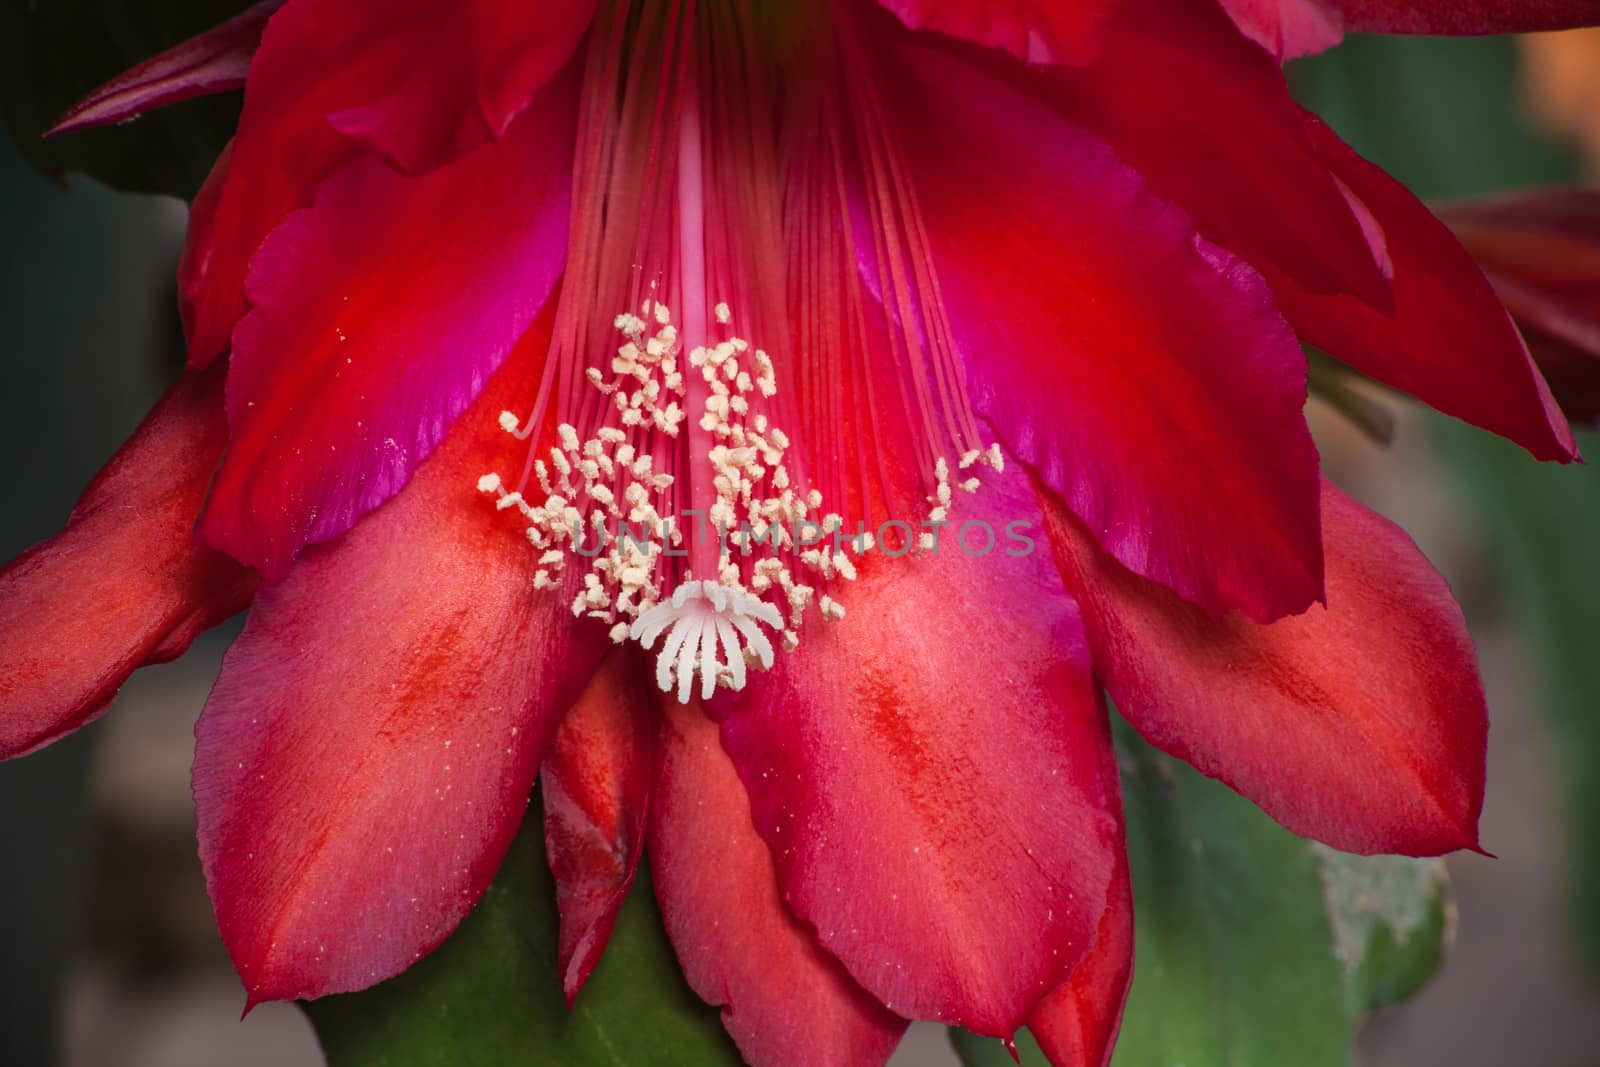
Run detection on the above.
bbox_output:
[630,579,782,702]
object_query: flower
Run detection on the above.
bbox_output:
[1439,188,1600,425]
[6,1,1599,1064]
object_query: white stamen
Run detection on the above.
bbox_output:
[479,301,1007,703]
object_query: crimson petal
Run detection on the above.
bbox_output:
[873,0,1123,64]
[1438,189,1600,425]
[1027,853,1134,1067]
[1044,478,1487,856]
[650,695,906,1067]
[1341,0,1600,35]
[469,0,596,139]
[181,0,560,366]
[542,651,653,1006]
[1276,116,1578,463]
[1046,0,1391,308]
[1217,0,1344,59]
[198,91,574,582]
[0,366,254,759]
[194,323,608,1004]
[46,0,282,136]
[713,472,1120,1036]
[883,39,1323,622]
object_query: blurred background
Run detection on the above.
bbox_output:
[2,20,1600,1067]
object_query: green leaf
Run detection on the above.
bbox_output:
[0,0,251,199]
[1443,421,1600,968]
[306,794,742,1067]
[1313,847,1451,1014]
[951,720,1452,1067]
[1107,718,1352,1067]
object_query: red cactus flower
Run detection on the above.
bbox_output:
[1439,188,1600,425]
[7,2,1599,1064]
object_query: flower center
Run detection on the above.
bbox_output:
[477,0,1002,702]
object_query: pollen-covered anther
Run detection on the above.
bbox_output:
[477,301,917,702]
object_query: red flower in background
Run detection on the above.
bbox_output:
[1439,188,1600,425]
[7,1,1599,1064]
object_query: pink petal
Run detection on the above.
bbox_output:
[713,473,1121,1037]
[194,322,608,1005]
[1218,0,1345,59]
[1275,116,1578,463]
[181,0,549,366]
[1341,0,1600,34]
[197,92,574,582]
[1043,478,1488,857]
[650,695,907,1067]
[872,0,1124,64]
[542,651,653,1006]
[46,0,283,136]
[882,39,1323,622]
[0,366,254,759]
[1027,853,1134,1067]
[1045,0,1392,308]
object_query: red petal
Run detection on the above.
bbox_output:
[193,319,608,1004]
[1215,0,1600,56]
[1217,0,1344,59]
[1522,333,1600,425]
[1437,189,1600,351]
[469,0,595,138]
[1341,0,1600,34]
[0,366,254,759]
[1437,189,1600,424]
[713,473,1120,1036]
[326,1,587,168]
[182,0,542,366]
[1027,853,1134,1067]
[1276,116,1578,463]
[884,39,1323,622]
[197,92,574,582]
[1044,477,1488,856]
[650,695,907,1067]
[873,0,1123,64]
[179,140,233,354]
[542,651,652,1006]
[46,0,282,136]
[1046,0,1391,307]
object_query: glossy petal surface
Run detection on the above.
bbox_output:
[1277,117,1577,462]
[874,0,1123,64]
[651,696,907,1067]
[194,323,607,1004]
[1047,0,1391,307]
[1044,479,1487,856]
[884,40,1323,621]
[182,0,569,365]
[542,652,653,1005]
[199,94,574,581]
[0,366,253,759]
[1027,854,1134,1067]
[715,473,1120,1036]
[1219,0,1344,59]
